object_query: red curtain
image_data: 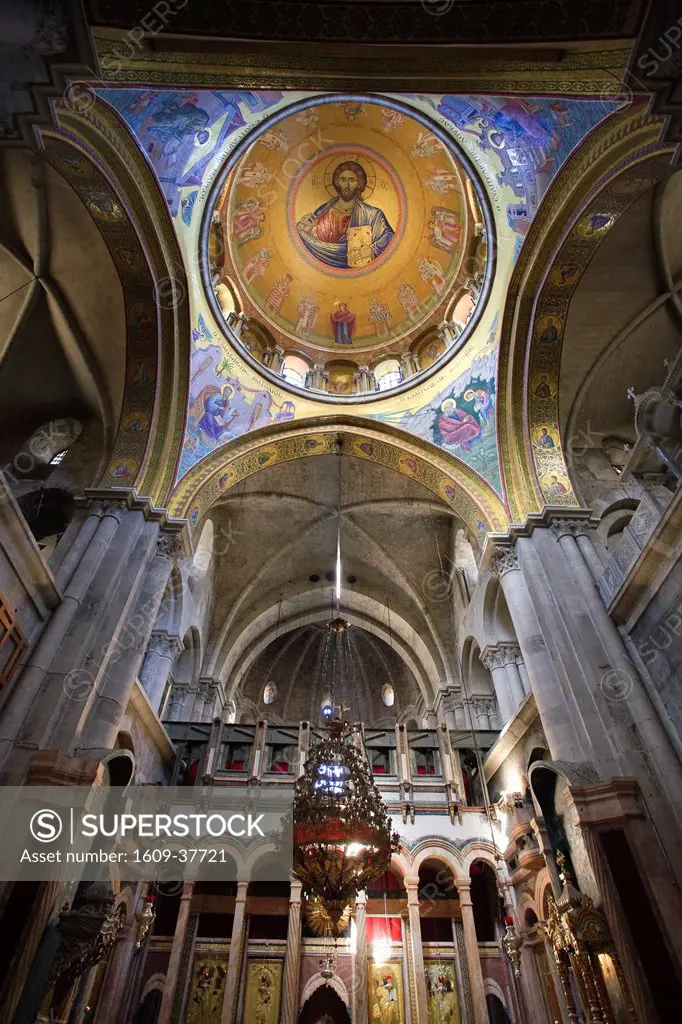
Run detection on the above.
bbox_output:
[366,917,402,942]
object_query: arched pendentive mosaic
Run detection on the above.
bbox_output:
[42,132,159,484]
[41,97,192,507]
[495,102,669,521]
[527,149,673,504]
[167,422,509,536]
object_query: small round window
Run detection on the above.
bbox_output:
[381,683,395,707]
[263,681,277,705]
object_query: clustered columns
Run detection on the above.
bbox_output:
[0,494,185,782]
[263,345,285,373]
[138,631,182,714]
[480,644,527,723]
[353,364,377,393]
[305,364,329,390]
[399,352,420,377]
[488,543,588,765]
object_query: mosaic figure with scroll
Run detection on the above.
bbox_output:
[297,160,394,269]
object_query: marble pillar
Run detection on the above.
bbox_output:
[281,880,302,1024]
[404,878,429,1024]
[167,684,190,722]
[502,647,526,707]
[0,499,128,776]
[457,880,488,1024]
[73,531,183,754]
[158,882,194,1024]
[354,891,369,1024]
[481,647,515,722]
[139,632,182,714]
[97,889,148,1024]
[490,547,588,763]
[221,881,249,1024]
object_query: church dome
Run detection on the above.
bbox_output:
[204,95,494,400]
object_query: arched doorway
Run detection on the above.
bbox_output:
[133,988,162,1024]
[486,993,510,1023]
[299,986,350,1024]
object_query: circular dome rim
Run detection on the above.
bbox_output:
[200,92,497,404]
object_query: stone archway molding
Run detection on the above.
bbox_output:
[300,972,350,1008]
[167,416,509,537]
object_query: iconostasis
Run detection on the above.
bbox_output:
[96,87,620,507]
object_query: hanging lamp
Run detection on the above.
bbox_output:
[293,435,398,935]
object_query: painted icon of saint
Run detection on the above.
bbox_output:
[330,302,356,344]
[297,161,394,269]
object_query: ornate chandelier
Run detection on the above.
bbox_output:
[293,715,399,935]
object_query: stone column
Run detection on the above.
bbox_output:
[400,352,419,378]
[458,880,488,1024]
[280,880,302,1024]
[270,346,285,373]
[0,499,128,774]
[404,878,428,1024]
[354,890,369,1024]
[97,891,147,1024]
[490,547,588,763]
[167,683,189,722]
[516,653,531,696]
[158,882,194,1024]
[201,680,220,723]
[501,645,526,707]
[481,647,515,723]
[139,632,182,714]
[471,698,491,729]
[72,531,183,755]
[221,880,249,1024]
[67,965,98,1024]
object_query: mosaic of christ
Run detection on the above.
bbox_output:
[296,159,395,270]
[213,98,486,356]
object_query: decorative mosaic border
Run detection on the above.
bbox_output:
[167,421,509,537]
[527,150,674,506]
[495,103,669,521]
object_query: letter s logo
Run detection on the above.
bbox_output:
[30,809,63,843]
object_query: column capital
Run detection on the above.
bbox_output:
[87,497,128,522]
[489,546,519,578]
[147,631,183,660]
[235,880,250,899]
[157,532,184,559]
[481,642,521,671]
[549,517,592,540]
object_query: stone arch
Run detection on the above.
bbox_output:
[173,627,202,691]
[300,972,350,1009]
[167,417,509,536]
[139,972,166,1001]
[461,842,504,878]
[534,867,555,916]
[484,979,510,1015]
[41,95,191,506]
[497,104,672,521]
[217,589,445,707]
[411,841,465,882]
[481,574,517,649]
